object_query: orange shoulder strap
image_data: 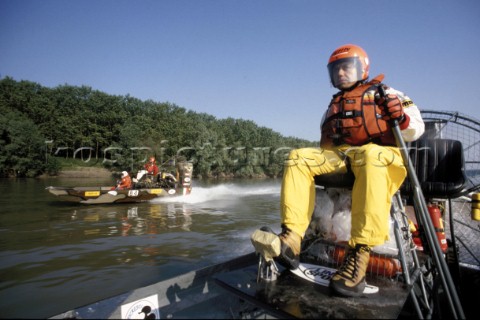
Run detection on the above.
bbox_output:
[369,74,385,85]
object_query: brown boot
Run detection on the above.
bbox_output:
[330,244,371,297]
[277,225,301,270]
[251,226,301,270]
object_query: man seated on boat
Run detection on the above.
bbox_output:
[252,44,425,297]
[116,171,132,190]
[144,156,160,182]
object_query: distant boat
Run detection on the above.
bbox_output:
[46,161,193,204]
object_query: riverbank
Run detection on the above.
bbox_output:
[41,166,114,178]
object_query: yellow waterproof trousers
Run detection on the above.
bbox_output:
[280,143,406,247]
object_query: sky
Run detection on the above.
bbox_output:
[1,0,480,141]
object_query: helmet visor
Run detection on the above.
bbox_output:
[327,57,363,88]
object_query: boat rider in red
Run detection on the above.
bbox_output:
[144,156,159,178]
[252,44,425,297]
[116,171,132,190]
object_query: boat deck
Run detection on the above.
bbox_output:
[49,251,479,319]
[215,263,411,319]
[49,253,265,319]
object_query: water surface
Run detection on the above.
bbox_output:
[0,177,282,318]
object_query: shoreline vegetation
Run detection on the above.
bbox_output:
[1,77,317,179]
[42,166,113,179]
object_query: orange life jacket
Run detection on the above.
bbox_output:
[320,75,396,148]
[144,163,159,176]
[118,175,132,189]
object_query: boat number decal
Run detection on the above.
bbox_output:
[150,189,162,194]
[121,294,160,319]
[128,190,139,197]
[85,191,100,197]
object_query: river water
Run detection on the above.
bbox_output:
[0,177,282,319]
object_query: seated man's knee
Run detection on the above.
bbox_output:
[350,144,393,170]
[285,148,338,171]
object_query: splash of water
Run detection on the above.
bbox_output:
[153,182,281,204]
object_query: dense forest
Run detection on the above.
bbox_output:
[0,77,317,178]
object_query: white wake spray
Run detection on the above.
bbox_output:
[152,182,281,204]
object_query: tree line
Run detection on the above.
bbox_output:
[0,77,318,178]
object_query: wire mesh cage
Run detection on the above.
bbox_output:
[420,110,480,194]
[420,110,480,268]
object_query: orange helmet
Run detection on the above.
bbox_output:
[149,156,155,163]
[327,44,370,88]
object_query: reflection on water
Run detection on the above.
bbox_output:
[0,178,281,318]
[68,202,194,238]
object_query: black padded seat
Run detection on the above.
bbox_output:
[401,139,467,199]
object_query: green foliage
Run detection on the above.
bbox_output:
[45,156,61,176]
[0,111,46,177]
[0,76,318,178]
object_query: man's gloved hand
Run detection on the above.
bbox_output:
[377,94,405,122]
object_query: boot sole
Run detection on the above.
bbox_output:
[330,280,367,297]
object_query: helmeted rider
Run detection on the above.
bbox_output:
[116,171,132,190]
[144,156,159,177]
[252,44,425,297]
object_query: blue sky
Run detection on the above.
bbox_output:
[1,0,480,141]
